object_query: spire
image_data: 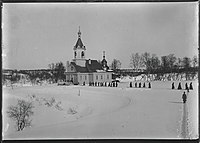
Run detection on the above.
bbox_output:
[74,27,85,50]
[78,26,81,38]
[103,51,105,59]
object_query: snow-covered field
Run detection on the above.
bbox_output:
[2,80,198,139]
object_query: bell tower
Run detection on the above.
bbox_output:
[101,51,108,71]
[73,27,86,67]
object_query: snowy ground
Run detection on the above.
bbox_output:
[2,80,198,139]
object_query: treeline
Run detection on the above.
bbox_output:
[130,52,198,80]
[7,62,66,85]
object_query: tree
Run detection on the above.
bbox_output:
[168,54,177,71]
[111,59,121,72]
[48,62,66,83]
[7,99,34,131]
[150,54,160,73]
[54,62,66,82]
[182,57,191,80]
[167,54,177,80]
[192,55,198,68]
[130,53,143,71]
[141,52,151,71]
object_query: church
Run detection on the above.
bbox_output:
[65,28,112,85]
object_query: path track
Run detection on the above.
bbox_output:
[181,103,189,138]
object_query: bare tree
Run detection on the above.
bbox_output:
[192,55,198,68]
[111,59,121,72]
[130,53,143,71]
[182,57,191,80]
[7,99,34,131]
[150,54,160,70]
[167,54,177,80]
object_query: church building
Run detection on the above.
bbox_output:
[65,28,112,85]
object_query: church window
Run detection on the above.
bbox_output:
[71,66,73,71]
[81,51,84,58]
[96,75,98,80]
[74,51,77,58]
[80,75,82,80]
[85,75,87,80]
[101,75,103,79]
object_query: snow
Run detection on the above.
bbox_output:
[2,79,198,139]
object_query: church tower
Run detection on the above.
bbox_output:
[101,51,108,71]
[72,27,86,67]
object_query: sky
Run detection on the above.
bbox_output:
[2,2,198,70]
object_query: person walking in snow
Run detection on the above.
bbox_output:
[182,92,187,103]
[172,82,175,89]
[143,82,146,88]
[130,82,132,88]
[139,82,141,88]
[135,82,137,88]
[148,82,151,88]
[189,82,193,90]
[185,83,188,90]
[177,82,182,90]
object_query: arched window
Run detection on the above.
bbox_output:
[81,51,84,58]
[74,51,77,58]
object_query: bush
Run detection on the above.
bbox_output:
[55,101,63,111]
[67,107,77,114]
[44,97,56,107]
[7,99,34,131]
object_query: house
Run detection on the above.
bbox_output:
[65,27,112,85]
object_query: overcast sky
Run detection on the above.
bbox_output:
[3,2,198,70]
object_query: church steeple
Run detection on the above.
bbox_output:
[78,26,81,38]
[74,26,85,50]
[73,27,86,67]
[101,51,108,71]
[103,51,105,59]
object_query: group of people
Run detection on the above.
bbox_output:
[130,82,151,88]
[171,82,193,90]
[86,81,118,87]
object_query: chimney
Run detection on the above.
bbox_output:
[88,59,91,65]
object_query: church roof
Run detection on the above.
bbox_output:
[86,60,103,72]
[74,38,85,50]
[71,62,88,73]
[70,60,104,73]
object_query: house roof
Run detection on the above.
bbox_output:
[70,60,104,73]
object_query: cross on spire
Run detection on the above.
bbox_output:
[78,26,81,38]
[103,51,105,59]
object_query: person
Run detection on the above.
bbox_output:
[185,83,188,90]
[172,82,175,89]
[143,82,146,88]
[135,82,137,88]
[148,82,151,88]
[139,82,141,88]
[177,82,182,90]
[130,82,132,88]
[182,92,187,103]
[189,82,193,90]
